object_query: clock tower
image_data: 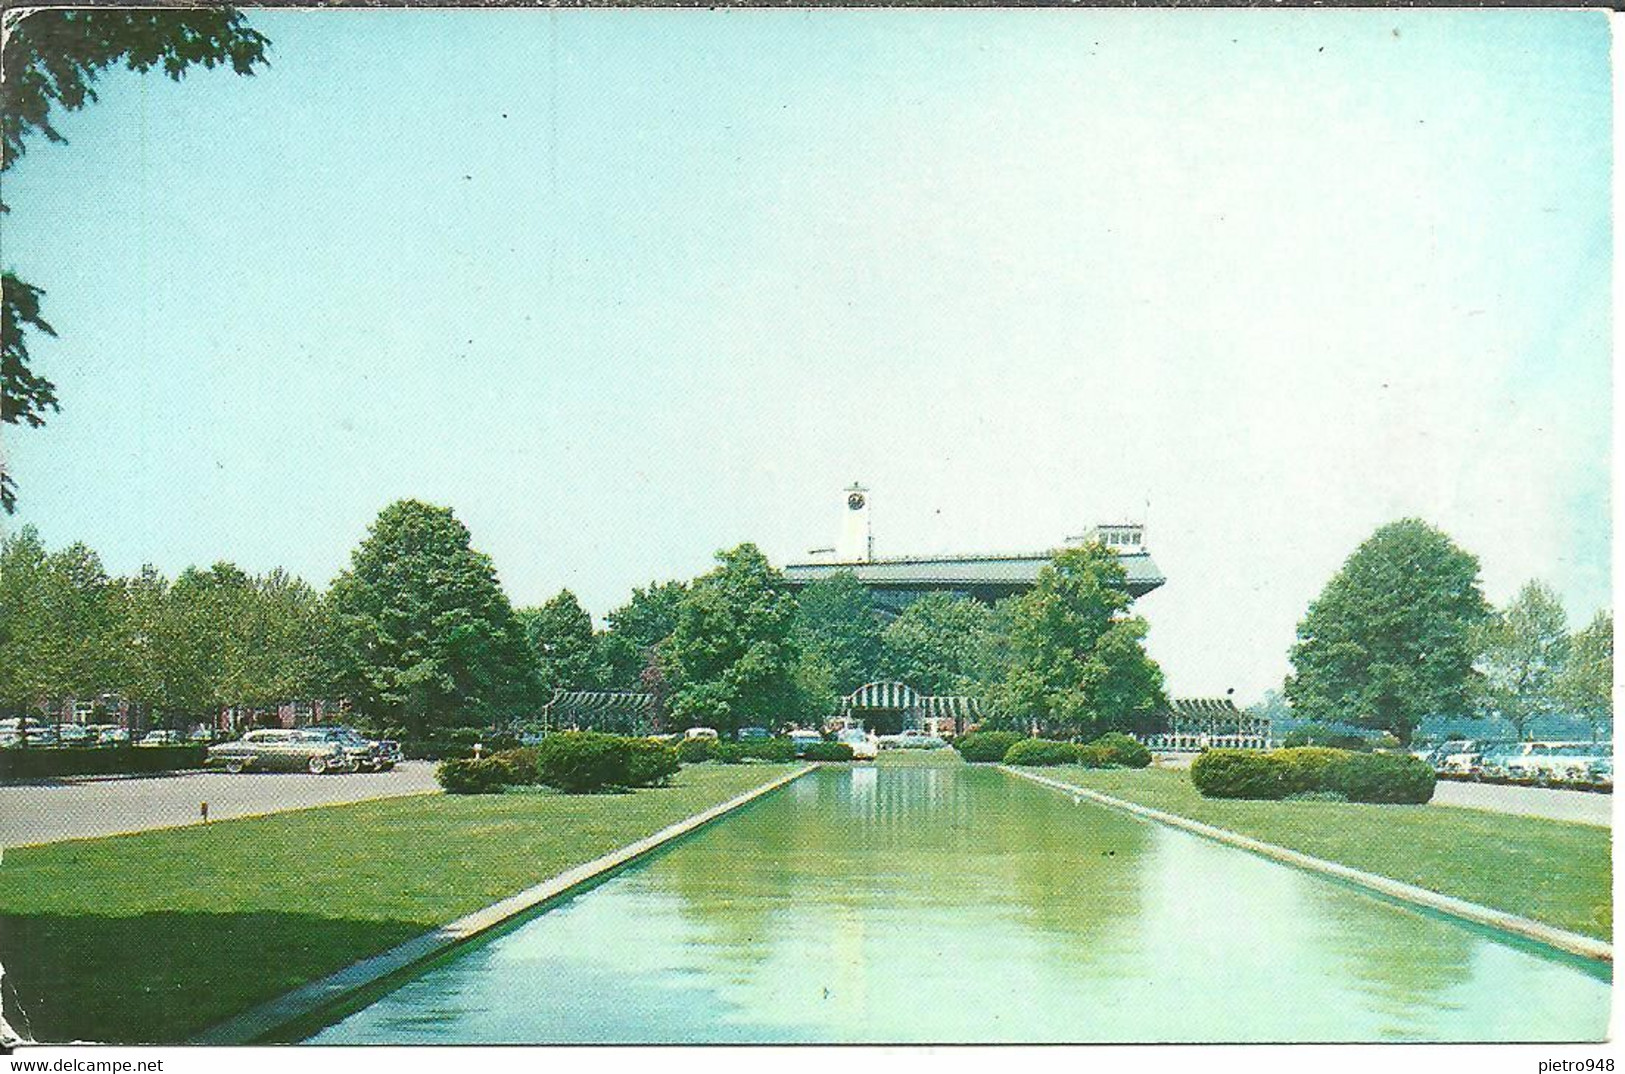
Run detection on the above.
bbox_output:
[837,482,873,562]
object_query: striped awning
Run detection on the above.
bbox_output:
[844,681,919,710]
[839,682,983,721]
[915,695,982,719]
[540,691,653,718]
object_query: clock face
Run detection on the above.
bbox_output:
[848,493,866,511]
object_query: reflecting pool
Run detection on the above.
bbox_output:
[309,765,1610,1043]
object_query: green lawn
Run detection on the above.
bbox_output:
[0,763,800,1045]
[875,747,966,768]
[1038,765,1612,942]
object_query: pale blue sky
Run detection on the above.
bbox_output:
[2,10,1611,701]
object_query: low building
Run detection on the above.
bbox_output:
[1140,698,1271,752]
[782,484,1164,617]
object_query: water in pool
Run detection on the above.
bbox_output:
[308,764,1611,1043]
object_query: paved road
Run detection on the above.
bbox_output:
[1431,779,1611,827]
[0,761,442,848]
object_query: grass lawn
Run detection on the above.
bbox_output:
[0,763,799,1044]
[1038,765,1612,942]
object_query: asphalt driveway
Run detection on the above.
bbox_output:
[1431,778,1611,827]
[0,761,441,847]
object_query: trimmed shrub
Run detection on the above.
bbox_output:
[802,741,855,762]
[1074,743,1115,768]
[532,732,660,793]
[1284,790,1349,803]
[739,737,797,762]
[620,738,681,787]
[955,731,1024,763]
[1192,747,1434,804]
[676,737,715,763]
[435,757,511,794]
[1002,739,1081,767]
[1323,751,1436,804]
[485,747,541,785]
[1190,749,1290,800]
[0,744,205,780]
[1090,732,1151,769]
[1270,747,1352,795]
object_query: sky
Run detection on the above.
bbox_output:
[2,9,1612,703]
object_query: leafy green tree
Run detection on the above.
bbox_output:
[793,571,884,695]
[519,589,606,693]
[1556,610,1613,742]
[1474,580,1570,741]
[880,593,993,696]
[664,544,803,735]
[0,529,127,732]
[992,543,1165,737]
[1247,688,1293,725]
[1286,518,1489,746]
[328,500,537,737]
[598,580,686,689]
[1,9,270,511]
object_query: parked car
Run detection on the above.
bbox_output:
[788,729,825,755]
[56,724,93,746]
[1585,755,1613,792]
[138,730,185,747]
[878,729,947,750]
[304,725,400,772]
[1482,742,1608,787]
[206,729,356,774]
[1433,740,1485,779]
[836,728,879,760]
[684,727,720,742]
[736,726,771,741]
[97,727,130,745]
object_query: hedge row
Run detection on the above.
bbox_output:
[1190,747,1435,803]
[0,744,206,780]
[986,731,1153,769]
[801,741,855,762]
[435,733,680,794]
[954,731,1024,763]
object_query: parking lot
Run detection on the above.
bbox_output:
[0,760,441,847]
[1431,779,1611,827]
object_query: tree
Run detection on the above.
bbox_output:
[519,589,606,694]
[793,571,883,695]
[992,543,1165,738]
[328,500,536,737]
[1475,581,1570,741]
[1556,610,1613,742]
[598,580,686,690]
[0,528,126,731]
[880,593,992,696]
[1,8,269,510]
[664,544,803,735]
[1286,519,1489,746]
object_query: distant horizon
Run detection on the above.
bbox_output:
[4,8,1611,705]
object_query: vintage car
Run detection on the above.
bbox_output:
[206,729,356,774]
[1481,742,1609,787]
[836,728,879,760]
[878,729,948,750]
[787,729,825,755]
[303,725,401,772]
[1433,740,1485,779]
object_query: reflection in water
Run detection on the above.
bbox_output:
[309,766,1611,1044]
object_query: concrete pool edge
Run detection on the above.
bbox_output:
[999,765,1614,965]
[189,764,818,1045]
